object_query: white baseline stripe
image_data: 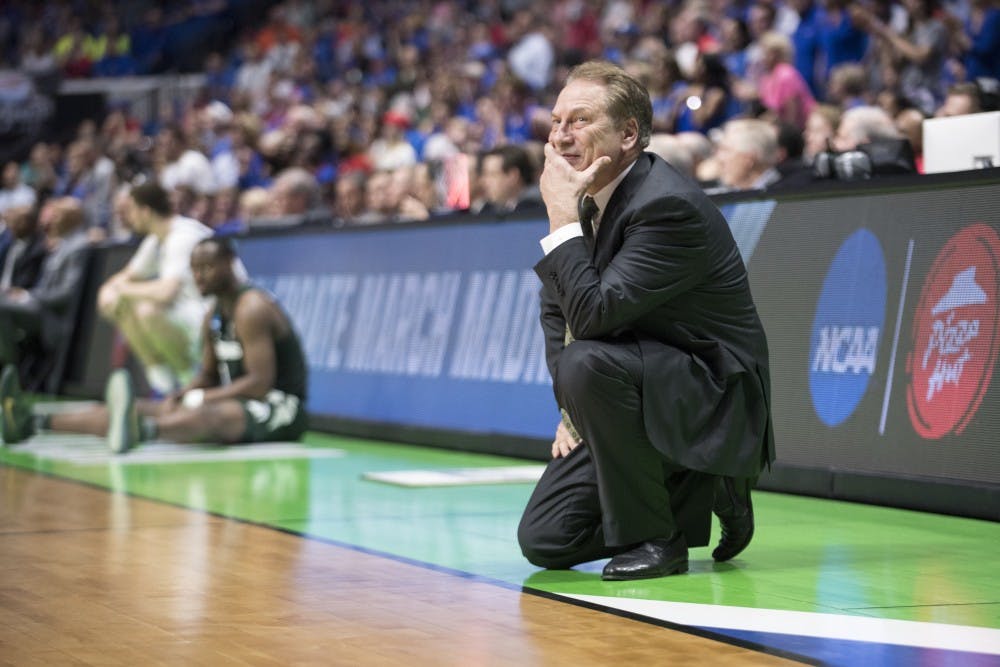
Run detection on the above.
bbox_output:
[564,594,1000,656]
[11,438,345,466]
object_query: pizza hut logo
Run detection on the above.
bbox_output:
[907,224,1000,439]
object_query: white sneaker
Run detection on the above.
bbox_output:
[145,364,178,396]
[106,369,138,454]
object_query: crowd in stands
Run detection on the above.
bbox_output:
[0,0,997,243]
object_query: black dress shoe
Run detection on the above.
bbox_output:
[1,365,34,446]
[601,533,688,581]
[712,476,754,562]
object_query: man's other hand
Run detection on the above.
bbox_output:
[552,419,582,458]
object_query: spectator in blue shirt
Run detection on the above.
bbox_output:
[819,0,869,87]
[958,0,1000,80]
[790,0,825,96]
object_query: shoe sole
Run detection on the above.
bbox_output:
[601,559,689,581]
[106,370,136,454]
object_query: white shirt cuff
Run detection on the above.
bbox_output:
[540,223,584,255]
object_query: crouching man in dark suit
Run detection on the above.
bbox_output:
[517,61,775,581]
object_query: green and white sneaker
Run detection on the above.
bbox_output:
[0,365,33,445]
[106,369,138,454]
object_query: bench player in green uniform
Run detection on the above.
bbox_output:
[1,237,308,453]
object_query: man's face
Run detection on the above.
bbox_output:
[271,182,309,216]
[114,194,135,233]
[480,154,517,204]
[895,109,923,150]
[335,177,363,216]
[190,244,231,297]
[748,5,773,37]
[2,162,18,188]
[715,130,754,188]
[66,145,88,177]
[5,206,35,238]
[936,94,975,118]
[365,172,391,213]
[156,130,182,162]
[804,111,834,157]
[38,202,58,236]
[549,79,631,193]
[123,196,151,234]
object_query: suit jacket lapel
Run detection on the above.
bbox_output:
[592,153,653,266]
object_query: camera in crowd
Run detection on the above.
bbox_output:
[813,139,917,181]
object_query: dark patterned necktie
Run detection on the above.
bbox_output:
[578,195,599,243]
[565,195,600,347]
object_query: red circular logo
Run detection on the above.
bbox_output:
[907,224,1000,439]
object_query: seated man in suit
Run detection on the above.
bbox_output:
[0,204,51,364]
[478,144,544,215]
[713,118,782,192]
[0,198,91,381]
[517,61,775,581]
[1,237,308,454]
[0,205,47,293]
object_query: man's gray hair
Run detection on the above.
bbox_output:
[722,119,779,166]
[274,167,321,208]
[840,106,901,145]
[566,61,653,149]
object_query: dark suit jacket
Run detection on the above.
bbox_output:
[29,230,91,350]
[477,186,546,218]
[513,185,545,213]
[0,231,47,289]
[535,152,775,478]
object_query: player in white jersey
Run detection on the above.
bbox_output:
[97,181,213,394]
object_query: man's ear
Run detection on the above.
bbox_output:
[622,118,640,150]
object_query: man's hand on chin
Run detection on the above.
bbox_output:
[540,143,611,233]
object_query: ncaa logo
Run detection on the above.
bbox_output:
[906,224,1000,439]
[810,229,887,426]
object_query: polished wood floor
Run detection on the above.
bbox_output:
[0,466,799,665]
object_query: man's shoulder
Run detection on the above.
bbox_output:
[236,285,272,304]
[167,215,213,241]
[50,232,91,265]
[65,230,92,253]
[514,185,544,210]
[634,153,710,202]
[234,287,282,327]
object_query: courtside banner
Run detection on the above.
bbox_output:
[238,210,773,442]
[749,184,1000,486]
[237,180,1000,491]
[238,219,560,439]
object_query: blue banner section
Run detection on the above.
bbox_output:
[718,200,776,265]
[239,219,559,439]
[237,205,776,440]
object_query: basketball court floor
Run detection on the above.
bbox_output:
[2,420,999,665]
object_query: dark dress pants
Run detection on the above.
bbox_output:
[518,338,713,569]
